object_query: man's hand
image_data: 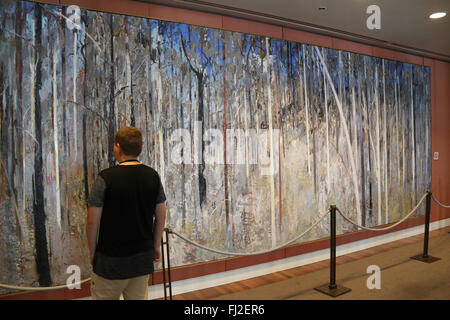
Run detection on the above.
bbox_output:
[86,206,103,265]
[154,246,162,262]
[153,201,166,262]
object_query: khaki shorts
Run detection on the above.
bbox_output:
[90,272,149,300]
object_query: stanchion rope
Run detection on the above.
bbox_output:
[0,278,91,291]
[337,192,428,232]
[168,208,331,256]
[431,193,450,209]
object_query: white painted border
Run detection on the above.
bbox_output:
[77,218,450,300]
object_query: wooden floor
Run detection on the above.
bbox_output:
[170,226,450,300]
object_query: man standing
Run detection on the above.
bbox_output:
[86,126,166,300]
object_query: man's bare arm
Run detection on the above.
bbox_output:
[86,206,103,264]
[153,201,167,262]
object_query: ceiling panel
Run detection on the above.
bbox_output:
[138,0,450,61]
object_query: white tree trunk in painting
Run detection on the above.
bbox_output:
[322,49,330,194]
[410,78,415,204]
[324,71,330,194]
[157,68,165,187]
[302,44,311,175]
[159,131,165,186]
[375,67,382,224]
[402,108,406,187]
[265,37,276,247]
[244,89,250,179]
[349,53,360,224]
[351,86,361,225]
[395,70,400,185]
[348,53,358,160]
[351,88,358,159]
[382,60,388,223]
[11,51,27,246]
[53,50,61,230]
[125,38,132,121]
[73,30,78,159]
[26,44,36,236]
[361,93,377,172]
[315,47,362,225]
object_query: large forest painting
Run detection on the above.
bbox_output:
[0,1,430,292]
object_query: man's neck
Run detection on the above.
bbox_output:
[118,157,140,165]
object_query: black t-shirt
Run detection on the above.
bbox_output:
[87,164,166,279]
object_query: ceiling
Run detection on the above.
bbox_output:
[138,0,450,62]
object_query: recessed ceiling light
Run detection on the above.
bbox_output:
[429,12,447,19]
